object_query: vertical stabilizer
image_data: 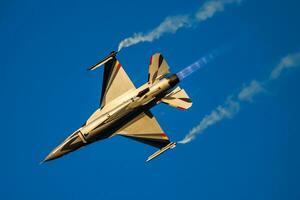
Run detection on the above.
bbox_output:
[148,53,170,84]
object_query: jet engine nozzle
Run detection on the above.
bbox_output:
[167,74,180,87]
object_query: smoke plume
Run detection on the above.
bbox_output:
[178,51,300,144]
[238,80,264,102]
[270,52,300,80]
[118,15,190,51]
[178,99,240,144]
[118,0,242,51]
[196,0,242,22]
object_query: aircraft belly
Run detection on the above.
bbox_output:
[84,101,155,144]
[84,106,136,142]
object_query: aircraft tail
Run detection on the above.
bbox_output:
[147,53,192,110]
[148,53,170,84]
[161,86,192,110]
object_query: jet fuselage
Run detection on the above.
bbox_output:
[44,74,179,162]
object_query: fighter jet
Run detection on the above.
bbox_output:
[43,51,192,162]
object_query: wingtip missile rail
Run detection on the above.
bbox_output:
[146,142,177,162]
[88,50,118,71]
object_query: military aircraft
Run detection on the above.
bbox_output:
[43,51,192,163]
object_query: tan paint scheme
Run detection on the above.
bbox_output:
[43,53,192,162]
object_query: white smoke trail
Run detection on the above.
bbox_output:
[179,99,240,144]
[118,15,190,51]
[270,52,300,80]
[196,0,242,22]
[178,51,300,144]
[118,0,242,51]
[238,80,264,102]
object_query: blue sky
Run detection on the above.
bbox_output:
[1,0,300,199]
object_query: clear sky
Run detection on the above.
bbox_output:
[1,0,300,199]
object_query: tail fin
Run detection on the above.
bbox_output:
[161,87,192,110]
[148,53,170,84]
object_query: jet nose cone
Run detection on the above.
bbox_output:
[42,151,58,163]
[42,144,66,163]
[42,132,85,163]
